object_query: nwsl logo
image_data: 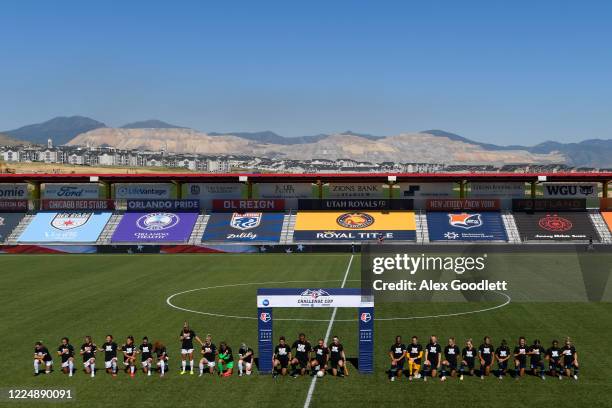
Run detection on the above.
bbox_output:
[260,312,271,323]
[448,213,482,229]
[360,312,372,323]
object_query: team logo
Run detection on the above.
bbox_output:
[360,312,372,323]
[579,185,595,195]
[538,214,572,231]
[448,213,482,229]
[300,289,331,299]
[336,212,374,229]
[136,212,179,231]
[51,213,91,230]
[230,213,262,230]
[299,289,332,306]
[260,312,271,323]
[190,185,201,195]
[262,299,270,306]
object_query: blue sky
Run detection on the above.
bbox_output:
[1,0,611,145]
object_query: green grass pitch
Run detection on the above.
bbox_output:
[1,253,611,408]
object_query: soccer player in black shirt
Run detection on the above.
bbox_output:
[388,335,407,381]
[101,335,118,376]
[218,341,234,377]
[478,336,494,379]
[80,336,97,378]
[57,337,74,377]
[180,321,203,375]
[139,337,154,377]
[529,339,546,380]
[238,343,254,376]
[513,337,528,379]
[273,336,291,377]
[199,334,217,376]
[545,340,562,379]
[291,333,312,377]
[441,337,460,381]
[121,335,138,378]
[423,335,442,381]
[460,339,476,380]
[407,336,423,380]
[153,341,168,377]
[495,339,511,379]
[34,341,53,375]
[310,338,329,377]
[329,336,346,377]
[562,338,579,380]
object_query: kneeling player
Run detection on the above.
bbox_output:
[199,335,217,376]
[291,333,312,377]
[153,341,169,377]
[441,337,460,381]
[57,338,74,376]
[122,336,138,378]
[562,338,579,380]
[546,340,562,379]
[238,343,254,376]
[388,335,407,381]
[478,336,494,379]
[529,339,546,380]
[139,337,153,377]
[273,337,291,377]
[460,339,476,380]
[495,339,511,379]
[407,336,423,380]
[34,341,53,375]
[80,336,97,378]
[423,335,442,381]
[329,336,346,377]
[101,335,118,376]
[218,342,234,377]
[310,339,328,376]
[514,337,528,379]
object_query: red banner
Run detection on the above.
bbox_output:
[426,198,500,211]
[212,199,285,211]
[0,200,28,212]
[41,199,115,211]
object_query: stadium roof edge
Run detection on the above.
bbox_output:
[0,172,610,183]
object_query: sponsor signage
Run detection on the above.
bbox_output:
[298,199,413,211]
[0,183,29,199]
[18,212,112,243]
[202,212,284,242]
[397,183,455,198]
[111,212,198,242]
[42,183,101,199]
[126,199,200,212]
[426,199,500,211]
[602,198,612,211]
[41,199,114,211]
[513,212,598,241]
[602,212,612,233]
[512,199,586,211]
[114,183,174,199]
[253,183,314,199]
[182,183,246,208]
[0,213,25,242]
[293,211,416,241]
[0,200,28,212]
[543,183,598,198]
[427,212,508,241]
[469,182,525,197]
[256,288,367,308]
[212,199,285,211]
[324,183,386,199]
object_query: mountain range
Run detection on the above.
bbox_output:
[2,116,612,167]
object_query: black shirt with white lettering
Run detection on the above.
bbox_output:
[313,345,328,362]
[80,343,97,362]
[101,342,118,361]
[238,346,253,363]
[408,343,423,363]
[462,346,476,364]
[329,343,344,361]
[425,342,442,362]
[562,345,576,363]
[274,344,290,360]
[496,345,510,361]
[478,344,494,361]
[180,330,196,350]
[292,340,312,361]
[35,346,53,362]
[529,345,545,362]
[155,346,167,359]
[139,343,153,361]
[514,345,528,363]
[202,343,217,361]
[546,347,561,362]
[122,343,137,362]
[444,345,460,364]
[57,344,74,363]
[390,343,407,360]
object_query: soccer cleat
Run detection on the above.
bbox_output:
[558,375,562,380]
[480,375,484,380]
[408,376,413,381]
[190,371,194,375]
[573,375,578,380]
[390,376,395,382]
[180,370,186,375]
[499,375,503,380]
[441,376,446,382]
[424,376,427,382]
[239,373,243,377]
[460,374,464,381]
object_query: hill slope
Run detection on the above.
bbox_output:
[4,116,106,145]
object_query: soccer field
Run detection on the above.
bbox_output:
[1,253,611,408]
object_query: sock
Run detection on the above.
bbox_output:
[90,363,95,377]
[69,361,74,375]
[238,361,244,374]
[199,362,204,374]
[112,360,117,373]
[574,368,579,375]
[45,363,51,373]
[190,360,194,372]
[130,365,135,374]
[147,367,151,376]
[182,360,186,371]
[34,360,40,373]
[160,360,165,375]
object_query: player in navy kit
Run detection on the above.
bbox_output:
[57,337,74,376]
[310,338,329,377]
[441,337,460,381]
[495,339,511,379]
[561,338,579,380]
[423,335,442,381]
[80,336,97,378]
[460,339,476,380]
[546,340,562,379]
[101,335,118,376]
[139,337,154,376]
[388,335,407,381]
[34,341,53,375]
[478,336,494,379]
[179,322,203,375]
[273,336,291,377]
[529,339,546,380]
[513,337,528,379]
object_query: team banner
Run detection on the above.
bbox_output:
[602,212,612,233]
[468,182,526,198]
[126,199,200,212]
[293,211,416,241]
[298,199,413,211]
[513,212,598,241]
[42,183,102,199]
[426,199,500,211]
[0,200,28,212]
[111,212,198,242]
[212,199,285,211]
[0,213,25,242]
[397,183,455,198]
[542,183,599,198]
[427,212,508,241]
[0,183,29,199]
[18,212,112,243]
[41,199,115,211]
[512,198,586,211]
[324,183,387,199]
[202,212,284,242]
[114,183,175,199]
[182,183,247,208]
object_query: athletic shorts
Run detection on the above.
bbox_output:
[61,360,71,368]
[181,348,194,355]
[531,360,544,369]
[445,360,458,370]
[563,360,575,370]
[83,358,94,366]
[123,357,135,365]
[394,359,405,369]
[277,357,289,368]
[295,357,308,368]
[329,358,343,369]
[426,358,439,368]
[462,360,475,369]
[39,360,52,366]
[409,361,421,371]
[104,358,117,369]
[221,361,234,370]
[549,360,560,370]
[516,360,527,369]
[312,358,326,367]
[498,361,508,370]
[481,358,493,367]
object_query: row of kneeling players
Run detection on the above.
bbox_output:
[388,335,579,382]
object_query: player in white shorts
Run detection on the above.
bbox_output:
[34,341,53,375]
[139,337,154,376]
[153,341,169,377]
[238,343,254,376]
[101,335,119,376]
[179,321,203,375]
[57,337,75,376]
[199,334,217,376]
[122,335,138,378]
[80,336,97,378]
